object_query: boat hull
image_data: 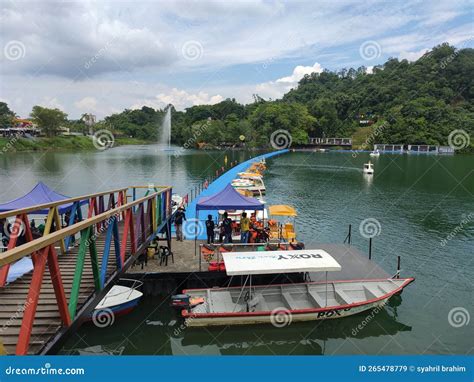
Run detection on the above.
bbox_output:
[182,278,414,327]
[184,298,388,327]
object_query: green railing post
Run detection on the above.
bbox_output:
[68,227,92,319]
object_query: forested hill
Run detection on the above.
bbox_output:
[171,43,473,150]
[282,44,473,146]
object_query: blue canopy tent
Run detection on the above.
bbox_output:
[0,182,81,284]
[0,182,76,214]
[194,184,265,255]
[196,184,265,212]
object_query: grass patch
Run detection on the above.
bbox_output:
[0,135,152,153]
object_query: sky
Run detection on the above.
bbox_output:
[0,0,473,119]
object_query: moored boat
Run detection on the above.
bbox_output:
[369,149,380,157]
[172,249,414,327]
[232,176,266,196]
[92,279,143,319]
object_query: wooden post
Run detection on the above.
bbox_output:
[16,246,49,355]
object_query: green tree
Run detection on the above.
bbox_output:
[30,106,67,137]
[0,102,15,129]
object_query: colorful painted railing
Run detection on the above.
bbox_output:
[0,185,172,355]
[0,187,130,287]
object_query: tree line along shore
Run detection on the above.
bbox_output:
[1,44,472,153]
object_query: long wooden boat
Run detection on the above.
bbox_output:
[172,249,414,327]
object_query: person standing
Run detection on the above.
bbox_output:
[205,215,215,244]
[240,212,250,243]
[174,207,186,241]
[222,212,233,243]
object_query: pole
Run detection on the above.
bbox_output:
[194,209,198,258]
[348,224,352,245]
[325,271,328,307]
[396,256,401,278]
[369,238,372,260]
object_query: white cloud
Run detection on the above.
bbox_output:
[38,97,64,110]
[1,1,472,118]
[74,97,98,112]
[399,48,430,61]
[131,88,224,110]
[255,62,324,100]
[276,63,324,84]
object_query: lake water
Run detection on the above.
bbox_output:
[1,145,472,355]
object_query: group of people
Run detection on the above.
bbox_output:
[172,207,253,245]
[205,211,251,244]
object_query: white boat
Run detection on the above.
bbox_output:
[92,279,143,319]
[232,175,266,196]
[363,161,374,174]
[369,149,380,157]
[172,249,414,327]
[172,194,183,213]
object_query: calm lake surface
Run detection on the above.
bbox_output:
[1,145,472,355]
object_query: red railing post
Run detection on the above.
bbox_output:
[16,246,49,355]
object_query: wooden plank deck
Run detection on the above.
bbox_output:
[0,223,131,355]
[127,241,391,280]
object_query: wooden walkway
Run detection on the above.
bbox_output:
[0,223,131,355]
[128,241,391,280]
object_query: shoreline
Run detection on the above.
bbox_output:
[0,135,152,154]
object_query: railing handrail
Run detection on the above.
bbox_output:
[0,187,129,220]
[0,187,172,267]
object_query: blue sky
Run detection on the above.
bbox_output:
[1,0,473,118]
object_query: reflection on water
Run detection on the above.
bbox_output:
[61,295,411,356]
[1,146,471,355]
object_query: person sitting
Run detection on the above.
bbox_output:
[205,215,215,244]
[30,219,41,239]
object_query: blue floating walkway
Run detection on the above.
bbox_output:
[184,149,289,240]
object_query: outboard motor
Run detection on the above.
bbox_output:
[290,241,305,250]
[170,294,205,310]
[170,294,191,309]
